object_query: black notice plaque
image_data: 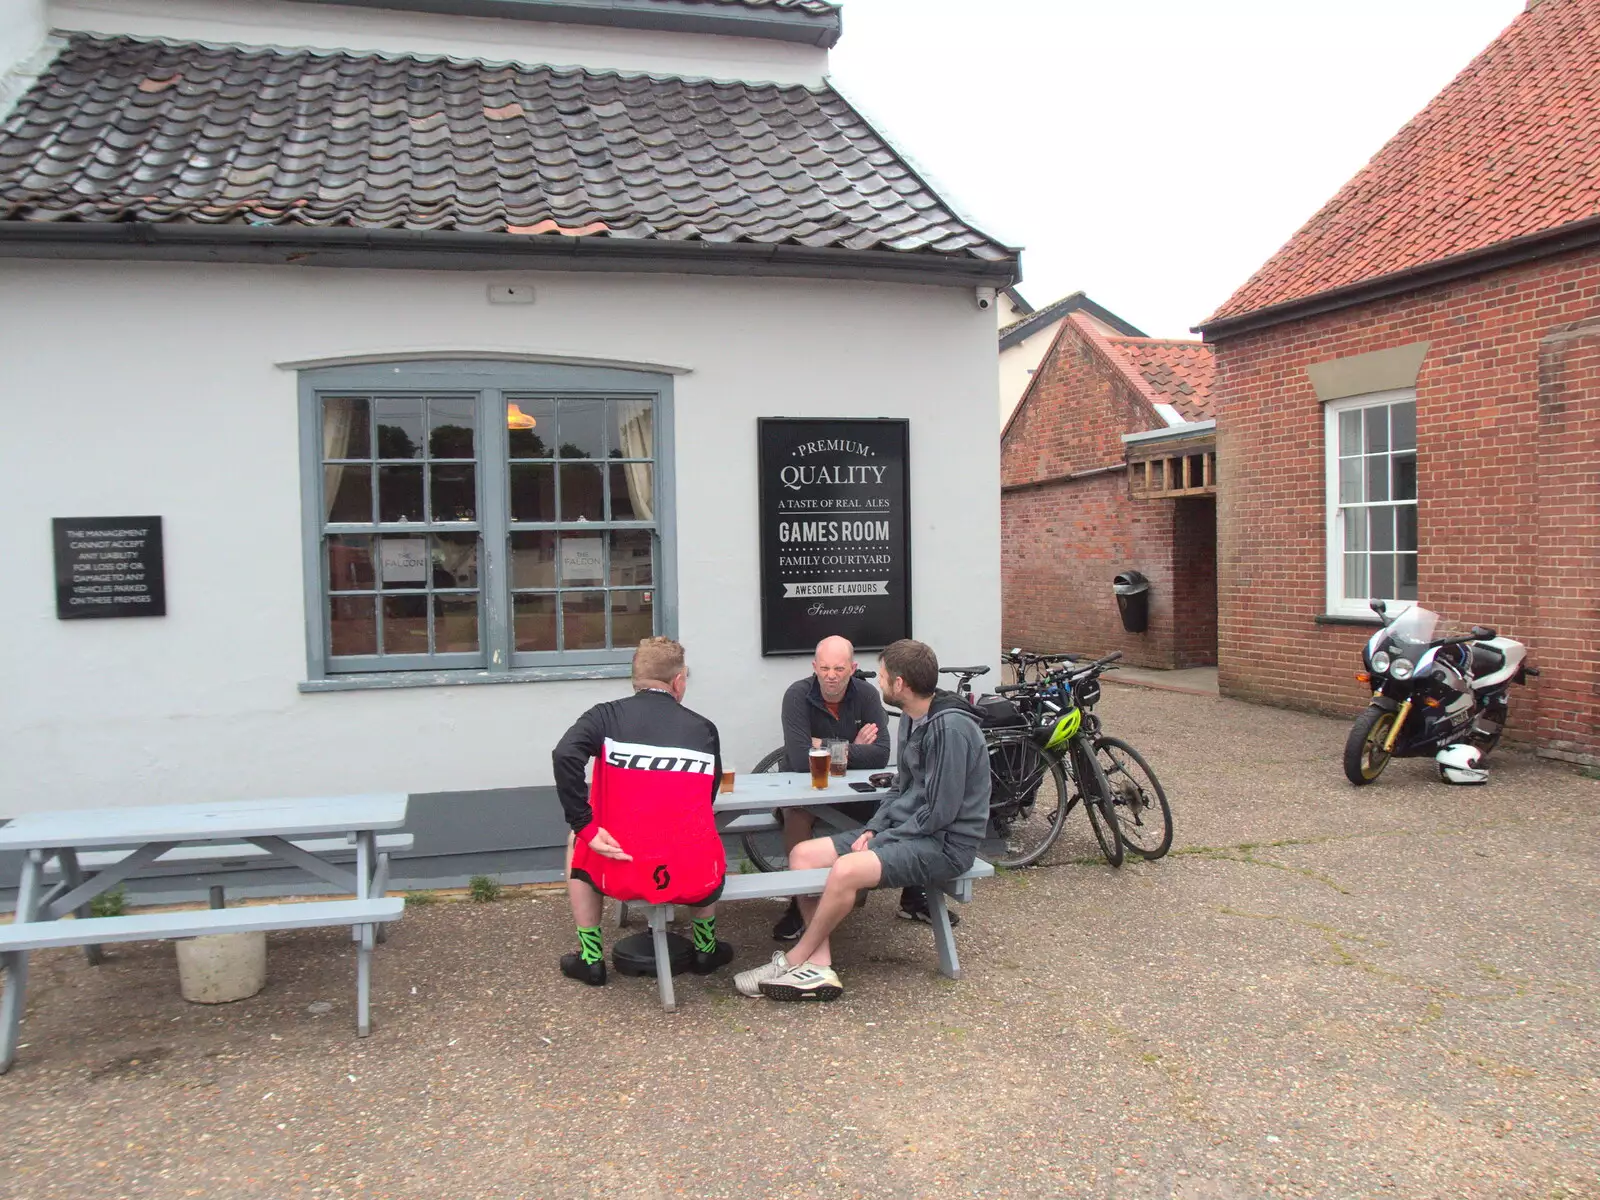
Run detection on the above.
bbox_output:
[758,418,911,655]
[53,517,166,619]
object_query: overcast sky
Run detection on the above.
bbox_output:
[828,0,1526,337]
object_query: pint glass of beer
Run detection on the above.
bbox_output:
[828,740,849,777]
[808,746,831,790]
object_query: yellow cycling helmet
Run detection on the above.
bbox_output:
[1042,707,1081,750]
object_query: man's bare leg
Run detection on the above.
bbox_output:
[562,838,608,984]
[568,875,603,927]
[782,809,815,854]
[787,839,882,969]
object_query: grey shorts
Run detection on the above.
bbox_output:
[827,828,975,891]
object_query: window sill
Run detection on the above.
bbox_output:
[299,664,633,693]
[1314,614,1383,627]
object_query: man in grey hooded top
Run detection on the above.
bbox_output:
[734,638,991,1002]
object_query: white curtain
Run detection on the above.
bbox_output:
[322,396,360,521]
[615,400,654,521]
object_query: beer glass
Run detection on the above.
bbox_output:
[808,746,830,790]
[828,739,849,777]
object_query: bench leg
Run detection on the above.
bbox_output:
[356,934,372,1037]
[616,900,631,929]
[1,852,44,1073]
[647,906,677,1013]
[0,951,26,1074]
[927,889,962,981]
[58,850,104,966]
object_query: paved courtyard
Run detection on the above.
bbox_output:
[1,687,1596,1200]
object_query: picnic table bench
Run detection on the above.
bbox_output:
[0,794,410,1072]
[628,770,995,1011]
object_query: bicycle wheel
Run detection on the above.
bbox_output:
[985,738,1068,868]
[1070,739,1123,867]
[1095,736,1173,860]
[740,747,791,872]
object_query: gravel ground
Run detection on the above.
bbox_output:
[2,688,1597,1200]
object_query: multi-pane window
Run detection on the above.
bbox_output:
[1325,390,1417,615]
[505,396,658,659]
[301,363,673,681]
[322,394,483,665]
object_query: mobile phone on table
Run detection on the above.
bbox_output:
[848,781,878,793]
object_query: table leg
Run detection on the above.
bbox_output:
[372,852,390,946]
[352,831,372,946]
[1,851,45,1073]
[57,850,104,966]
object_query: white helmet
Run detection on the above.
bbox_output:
[1436,743,1488,785]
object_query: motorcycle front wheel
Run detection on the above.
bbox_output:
[1344,706,1397,786]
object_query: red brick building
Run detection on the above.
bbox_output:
[1001,309,1218,668]
[1198,0,1599,766]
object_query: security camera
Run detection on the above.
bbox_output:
[974,286,997,311]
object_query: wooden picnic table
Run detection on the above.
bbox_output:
[0,794,409,1070]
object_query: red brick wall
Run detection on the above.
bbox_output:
[1533,319,1600,762]
[1001,321,1160,487]
[1001,320,1218,668]
[1210,246,1600,763]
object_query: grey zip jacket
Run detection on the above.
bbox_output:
[865,691,990,849]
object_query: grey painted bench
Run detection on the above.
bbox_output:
[39,834,415,872]
[39,834,413,952]
[0,896,404,1070]
[635,859,994,1011]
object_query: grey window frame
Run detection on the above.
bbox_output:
[298,360,677,690]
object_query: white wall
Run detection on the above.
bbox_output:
[0,261,1000,813]
[0,0,43,67]
[48,0,829,84]
[998,318,1064,425]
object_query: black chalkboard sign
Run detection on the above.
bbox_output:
[758,419,910,655]
[53,517,166,619]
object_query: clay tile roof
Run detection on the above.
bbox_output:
[1205,0,1600,327]
[0,33,1011,263]
[1104,337,1216,423]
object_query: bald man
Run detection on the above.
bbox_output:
[771,636,893,940]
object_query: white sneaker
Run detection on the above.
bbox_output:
[758,961,844,1002]
[734,950,790,998]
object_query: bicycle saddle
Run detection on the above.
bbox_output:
[939,665,990,676]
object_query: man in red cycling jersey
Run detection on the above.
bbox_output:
[553,637,735,985]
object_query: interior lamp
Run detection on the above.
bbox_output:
[506,403,537,430]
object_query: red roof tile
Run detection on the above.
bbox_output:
[1206,0,1600,327]
[1103,337,1217,422]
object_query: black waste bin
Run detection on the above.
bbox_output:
[1113,570,1150,633]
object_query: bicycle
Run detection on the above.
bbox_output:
[948,661,1123,869]
[1011,652,1177,857]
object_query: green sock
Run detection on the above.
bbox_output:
[576,925,603,965]
[691,915,717,954]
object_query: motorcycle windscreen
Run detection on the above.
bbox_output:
[1387,606,1439,644]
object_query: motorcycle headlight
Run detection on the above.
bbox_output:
[1390,658,1414,681]
[1371,651,1391,673]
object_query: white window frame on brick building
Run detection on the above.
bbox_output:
[1323,388,1418,618]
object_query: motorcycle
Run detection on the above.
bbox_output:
[1343,601,1538,786]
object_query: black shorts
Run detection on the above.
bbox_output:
[570,867,725,908]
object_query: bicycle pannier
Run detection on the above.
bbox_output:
[976,694,1025,729]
